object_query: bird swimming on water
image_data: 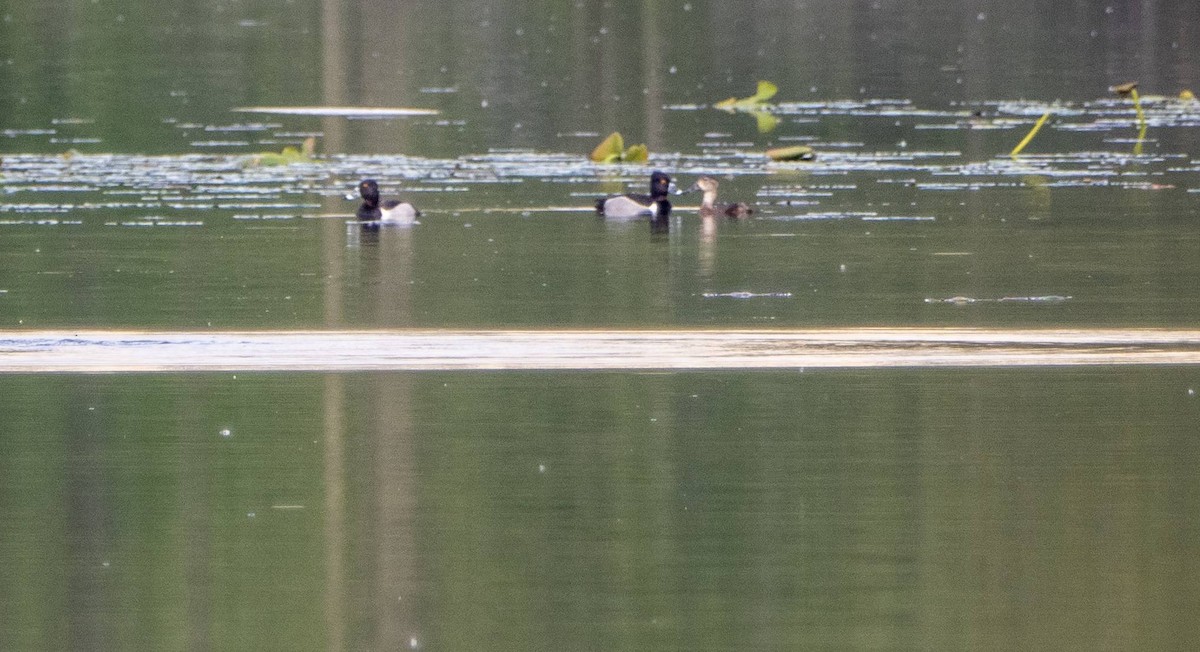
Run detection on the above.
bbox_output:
[355,179,420,226]
[680,176,753,218]
[595,171,673,219]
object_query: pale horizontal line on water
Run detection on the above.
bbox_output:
[2,329,1200,373]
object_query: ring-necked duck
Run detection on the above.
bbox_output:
[355,179,420,225]
[595,171,673,219]
[680,176,753,218]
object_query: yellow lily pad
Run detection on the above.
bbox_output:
[766,145,816,161]
[590,132,625,163]
[751,80,779,103]
[245,137,317,167]
[623,143,649,163]
[715,80,779,111]
[590,132,649,164]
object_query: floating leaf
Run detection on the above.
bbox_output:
[751,80,779,103]
[766,145,816,161]
[245,137,317,167]
[590,132,625,163]
[623,143,649,163]
[1181,89,1196,102]
[590,132,649,164]
[714,80,779,111]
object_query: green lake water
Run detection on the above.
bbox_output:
[2,0,1200,648]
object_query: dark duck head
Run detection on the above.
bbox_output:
[355,179,420,226]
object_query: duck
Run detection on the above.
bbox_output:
[680,176,753,218]
[355,179,420,226]
[595,171,673,219]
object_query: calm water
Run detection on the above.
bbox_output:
[3,0,1200,648]
[3,370,1199,650]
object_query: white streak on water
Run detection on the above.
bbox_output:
[233,106,440,117]
[1,329,1200,373]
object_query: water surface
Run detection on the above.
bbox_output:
[2,0,1200,649]
[2,369,1199,649]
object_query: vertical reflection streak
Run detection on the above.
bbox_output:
[321,0,349,649]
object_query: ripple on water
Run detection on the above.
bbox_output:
[0,219,82,226]
[766,211,931,222]
[702,291,794,299]
[925,295,1073,305]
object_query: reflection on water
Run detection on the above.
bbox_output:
[4,328,1200,372]
[1,369,1198,649]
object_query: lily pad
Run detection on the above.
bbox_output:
[766,145,816,161]
[714,81,779,111]
[589,132,649,164]
[246,137,317,167]
[623,143,649,163]
[590,132,625,163]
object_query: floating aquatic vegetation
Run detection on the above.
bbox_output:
[1107,82,1148,153]
[714,81,778,112]
[714,81,780,133]
[245,137,317,167]
[1010,111,1052,158]
[766,145,816,161]
[589,132,649,163]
